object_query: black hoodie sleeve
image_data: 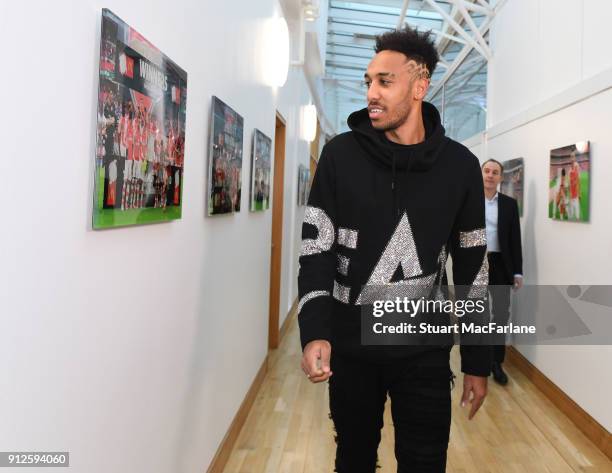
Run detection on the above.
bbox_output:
[449,154,492,377]
[297,147,337,350]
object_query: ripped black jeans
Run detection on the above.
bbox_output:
[329,349,454,473]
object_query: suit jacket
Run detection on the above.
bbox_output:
[496,192,523,284]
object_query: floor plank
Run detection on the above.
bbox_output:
[223,313,612,473]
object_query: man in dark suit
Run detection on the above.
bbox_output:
[482,159,523,385]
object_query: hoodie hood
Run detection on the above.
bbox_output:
[347,101,448,172]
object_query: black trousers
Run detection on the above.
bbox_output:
[487,252,511,364]
[329,349,454,473]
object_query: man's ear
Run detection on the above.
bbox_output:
[414,78,430,100]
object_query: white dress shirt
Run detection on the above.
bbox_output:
[485,192,500,252]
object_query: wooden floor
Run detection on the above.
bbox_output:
[222,313,612,473]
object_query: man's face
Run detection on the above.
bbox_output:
[482,161,503,191]
[364,50,429,131]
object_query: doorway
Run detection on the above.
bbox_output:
[268,112,286,349]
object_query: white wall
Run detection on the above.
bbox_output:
[488,0,612,125]
[0,1,312,472]
[278,66,312,325]
[467,0,612,431]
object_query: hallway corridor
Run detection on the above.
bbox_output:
[223,310,612,473]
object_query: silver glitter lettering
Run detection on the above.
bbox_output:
[365,212,422,283]
[300,206,335,256]
[356,272,436,305]
[467,254,489,298]
[437,245,448,285]
[459,228,487,249]
[337,228,358,249]
[298,290,330,314]
[337,254,350,276]
[355,212,425,304]
[333,281,351,304]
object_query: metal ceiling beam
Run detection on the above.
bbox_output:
[429,0,507,98]
[327,41,373,50]
[435,4,460,53]
[330,4,442,21]
[325,70,365,77]
[451,0,492,59]
[330,0,439,10]
[430,28,467,45]
[459,0,492,15]
[329,19,396,30]
[331,5,401,17]
[328,30,361,37]
[397,0,411,28]
[423,0,489,60]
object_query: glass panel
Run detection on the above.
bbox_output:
[437,44,488,142]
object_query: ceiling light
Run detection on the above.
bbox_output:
[302,104,318,142]
[304,5,319,21]
[265,16,289,87]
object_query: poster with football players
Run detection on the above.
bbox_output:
[207,96,244,215]
[93,9,188,229]
[548,142,590,222]
[297,164,310,206]
[249,129,272,212]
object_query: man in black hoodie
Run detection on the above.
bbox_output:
[298,27,490,472]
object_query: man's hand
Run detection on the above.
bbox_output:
[461,374,487,420]
[301,340,332,383]
[513,276,523,291]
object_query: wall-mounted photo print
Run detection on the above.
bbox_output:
[250,129,272,212]
[501,158,524,217]
[207,96,244,215]
[548,141,590,222]
[297,164,310,206]
[93,9,187,229]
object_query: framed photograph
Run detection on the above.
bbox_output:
[93,9,187,229]
[207,96,244,215]
[297,164,310,206]
[548,141,590,222]
[249,129,272,212]
[500,158,524,216]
